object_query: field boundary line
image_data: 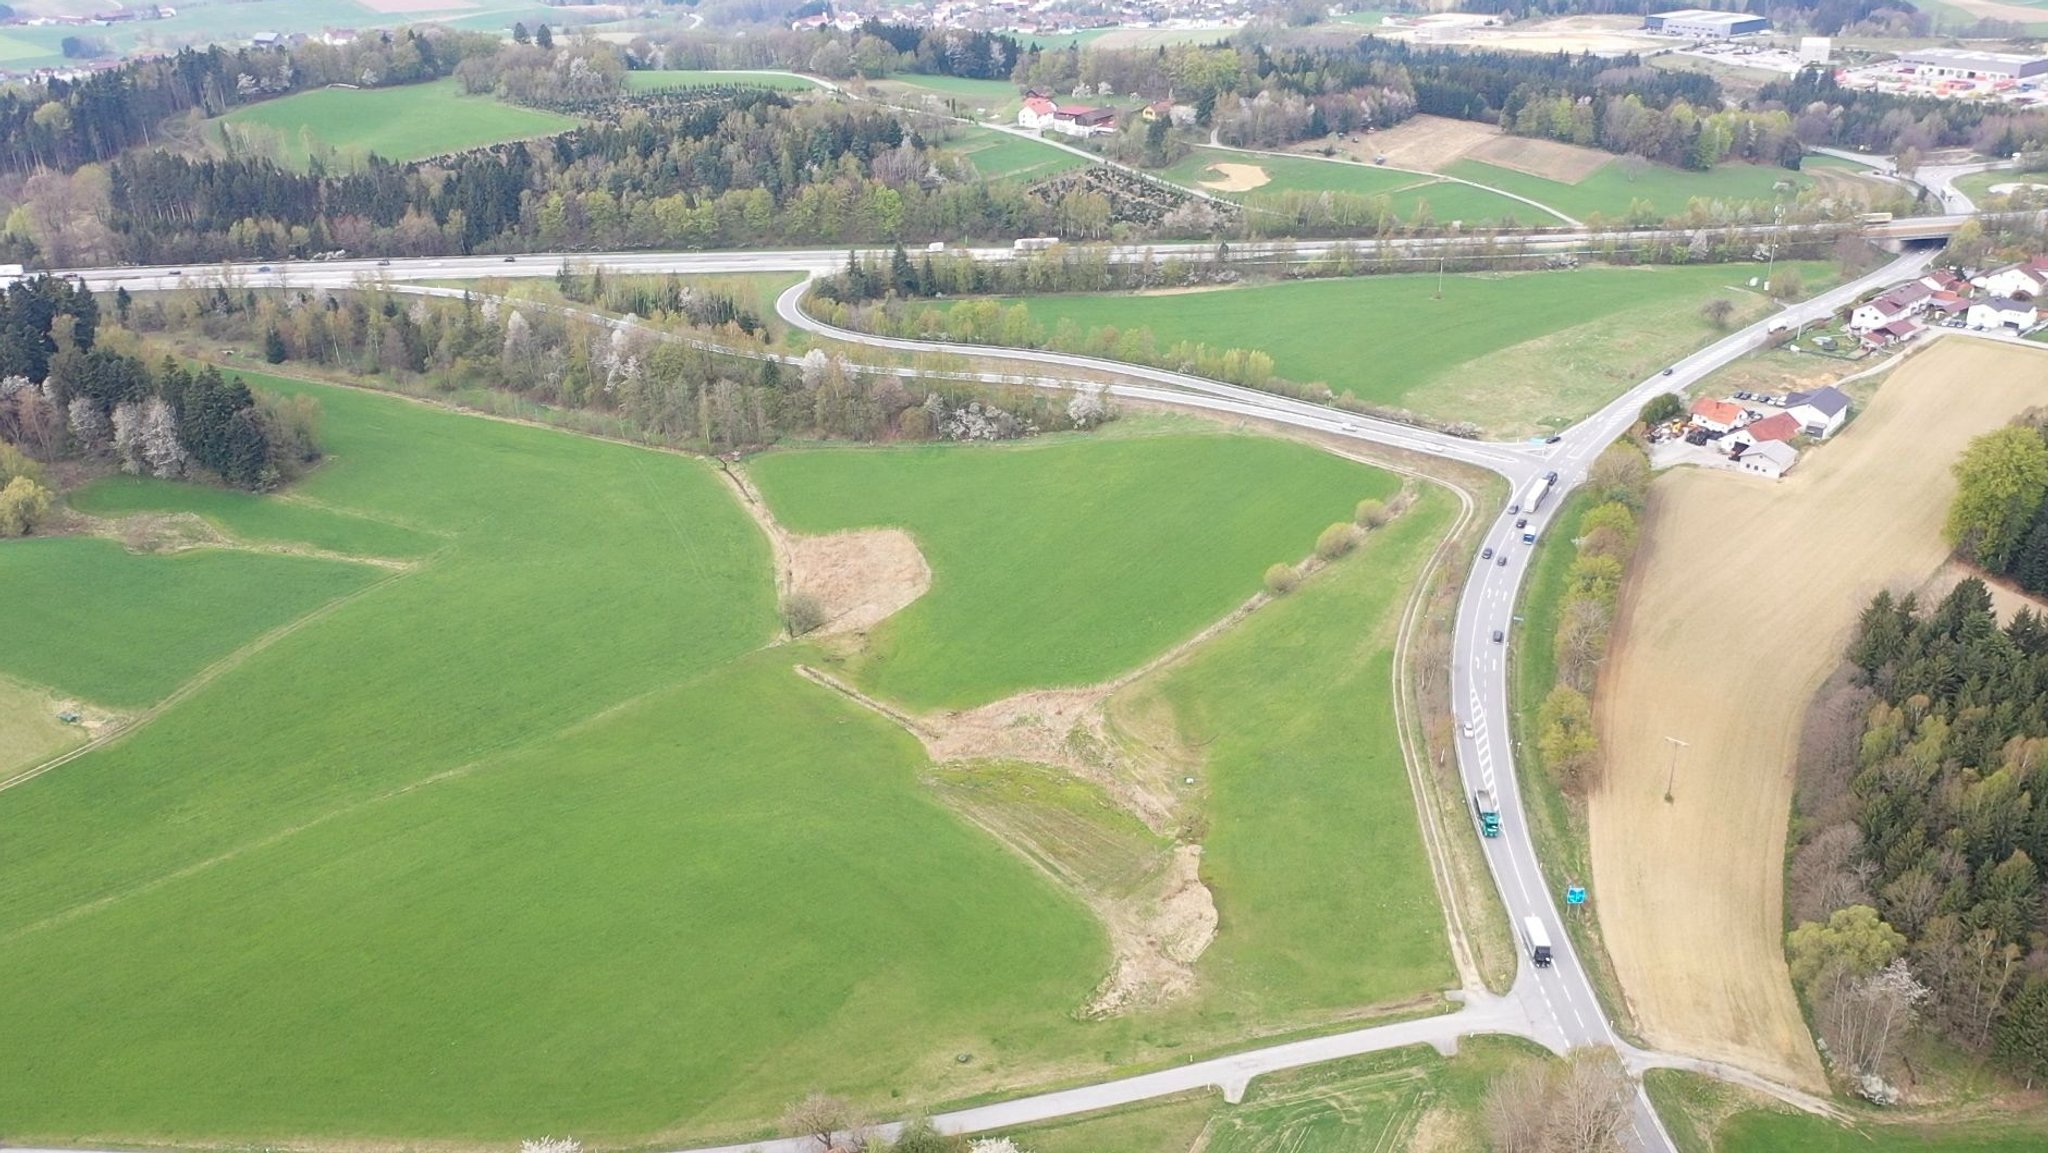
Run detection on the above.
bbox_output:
[0,556,427,795]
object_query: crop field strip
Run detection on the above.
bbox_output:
[213,78,577,169]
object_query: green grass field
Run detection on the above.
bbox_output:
[750,434,1398,710]
[1160,146,1564,225]
[0,379,1467,1142]
[214,78,576,169]
[999,262,1833,434]
[0,537,383,708]
[1006,1038,1553,1152]
[0,368,1122,1143]
[945,126,1092,181]
[0,0,560,71]
[623,69,824,92]
[69,474,439,558]
[1443,158,1811,223]
[1139,484,1458,1014]
[1651,1068,2048,1153]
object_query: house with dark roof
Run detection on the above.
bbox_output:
[1785,385,1851,439]
[1969,296,2039,332]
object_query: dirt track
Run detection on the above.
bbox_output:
[1592,338,2048,1091]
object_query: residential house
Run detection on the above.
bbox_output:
[1862,317,1923,349]
[1784,385,1851,438]
[1018,95,1058,130]
[1977,258,2048,300]
[1969,296,2040,331]
[1728,411,1801,450]
[1920,269,1969,294]
[1927,290,1971,318]
[1689,397,1749,433]
[1849,282,1931,331]
[1141,100,1174,122]
[1732,439,1799,479]
[1050,104,1116,136]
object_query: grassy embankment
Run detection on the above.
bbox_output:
[997,262,1836,437]
[1648,1068,2048,1153]
[1504,490,1637,1036]
[213,77,576,169]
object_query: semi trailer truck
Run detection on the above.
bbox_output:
[1523,915,1553,968]
[1472,788,1501,838]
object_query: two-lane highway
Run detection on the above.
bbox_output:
[55,241,1935,1153]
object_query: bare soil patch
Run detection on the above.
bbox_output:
[1468,134,1612,184]
[1198,162,1271,192]
[1321,114,1498,173]
[1592,339,2048,1091]
[724,463,932,638]
[0,678,91,783]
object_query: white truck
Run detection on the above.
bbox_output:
[1523,915,1553,968]
[1522,470,1558,515]
[1013,237,1061,253]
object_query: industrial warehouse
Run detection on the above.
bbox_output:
[1644,9,1771,39]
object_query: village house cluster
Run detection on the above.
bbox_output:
[1845,259,2047,350]
[1675,385,1851,479]
[795,0,1261,37]
[1017,88,1193,136]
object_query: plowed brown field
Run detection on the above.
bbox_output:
[1592,338,2048,1090]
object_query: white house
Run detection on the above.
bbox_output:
[1784,385,1851,439]
[1688,397,1748,433]
[1017,96,1058,130]
[1050,104,1117,137]
[1978,260,2048,300]
[1969,296,2040,331]
[1849,282,1931,332]
[1734,439,1799,479]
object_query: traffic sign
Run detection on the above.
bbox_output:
[1565,885,1587,906]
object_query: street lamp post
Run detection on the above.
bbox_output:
[1664,736,1689,804]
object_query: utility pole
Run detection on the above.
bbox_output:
[1763,203,1785,296]
[1436,254,1445,300]
[1664,736,1689,804]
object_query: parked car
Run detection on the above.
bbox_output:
[1481,547,1494,560]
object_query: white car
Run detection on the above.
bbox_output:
[1461,721,1475,739]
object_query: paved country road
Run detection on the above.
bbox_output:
[47,239,1934,1153]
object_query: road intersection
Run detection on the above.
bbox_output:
[57,236,1936,1153]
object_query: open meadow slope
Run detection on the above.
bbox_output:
[213,78,577,169]
[749,434,1400,710]
[1592,338,2048,1091]
[1002,264,1832,436]
[0,391,1464,1143]
[0,371,1117,1143]
[1158,146,1564,225]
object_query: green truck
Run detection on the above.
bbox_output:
[1472,787,1501,838]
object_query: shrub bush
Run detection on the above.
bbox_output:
[1315,522,1357,560]
[1264,563,1300,595]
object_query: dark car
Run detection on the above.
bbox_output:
[1497,554,1508,567]
[377,259,391,266]
[1482,547,1494,560]
[257,264,272,272]
[1545,435,1562,444]
[1492,629,1504,643]
[1661,367,1675,376]
[1515,517,1528,529]
[503,255,517,262]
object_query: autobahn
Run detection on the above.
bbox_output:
[52,238,1934,1153]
